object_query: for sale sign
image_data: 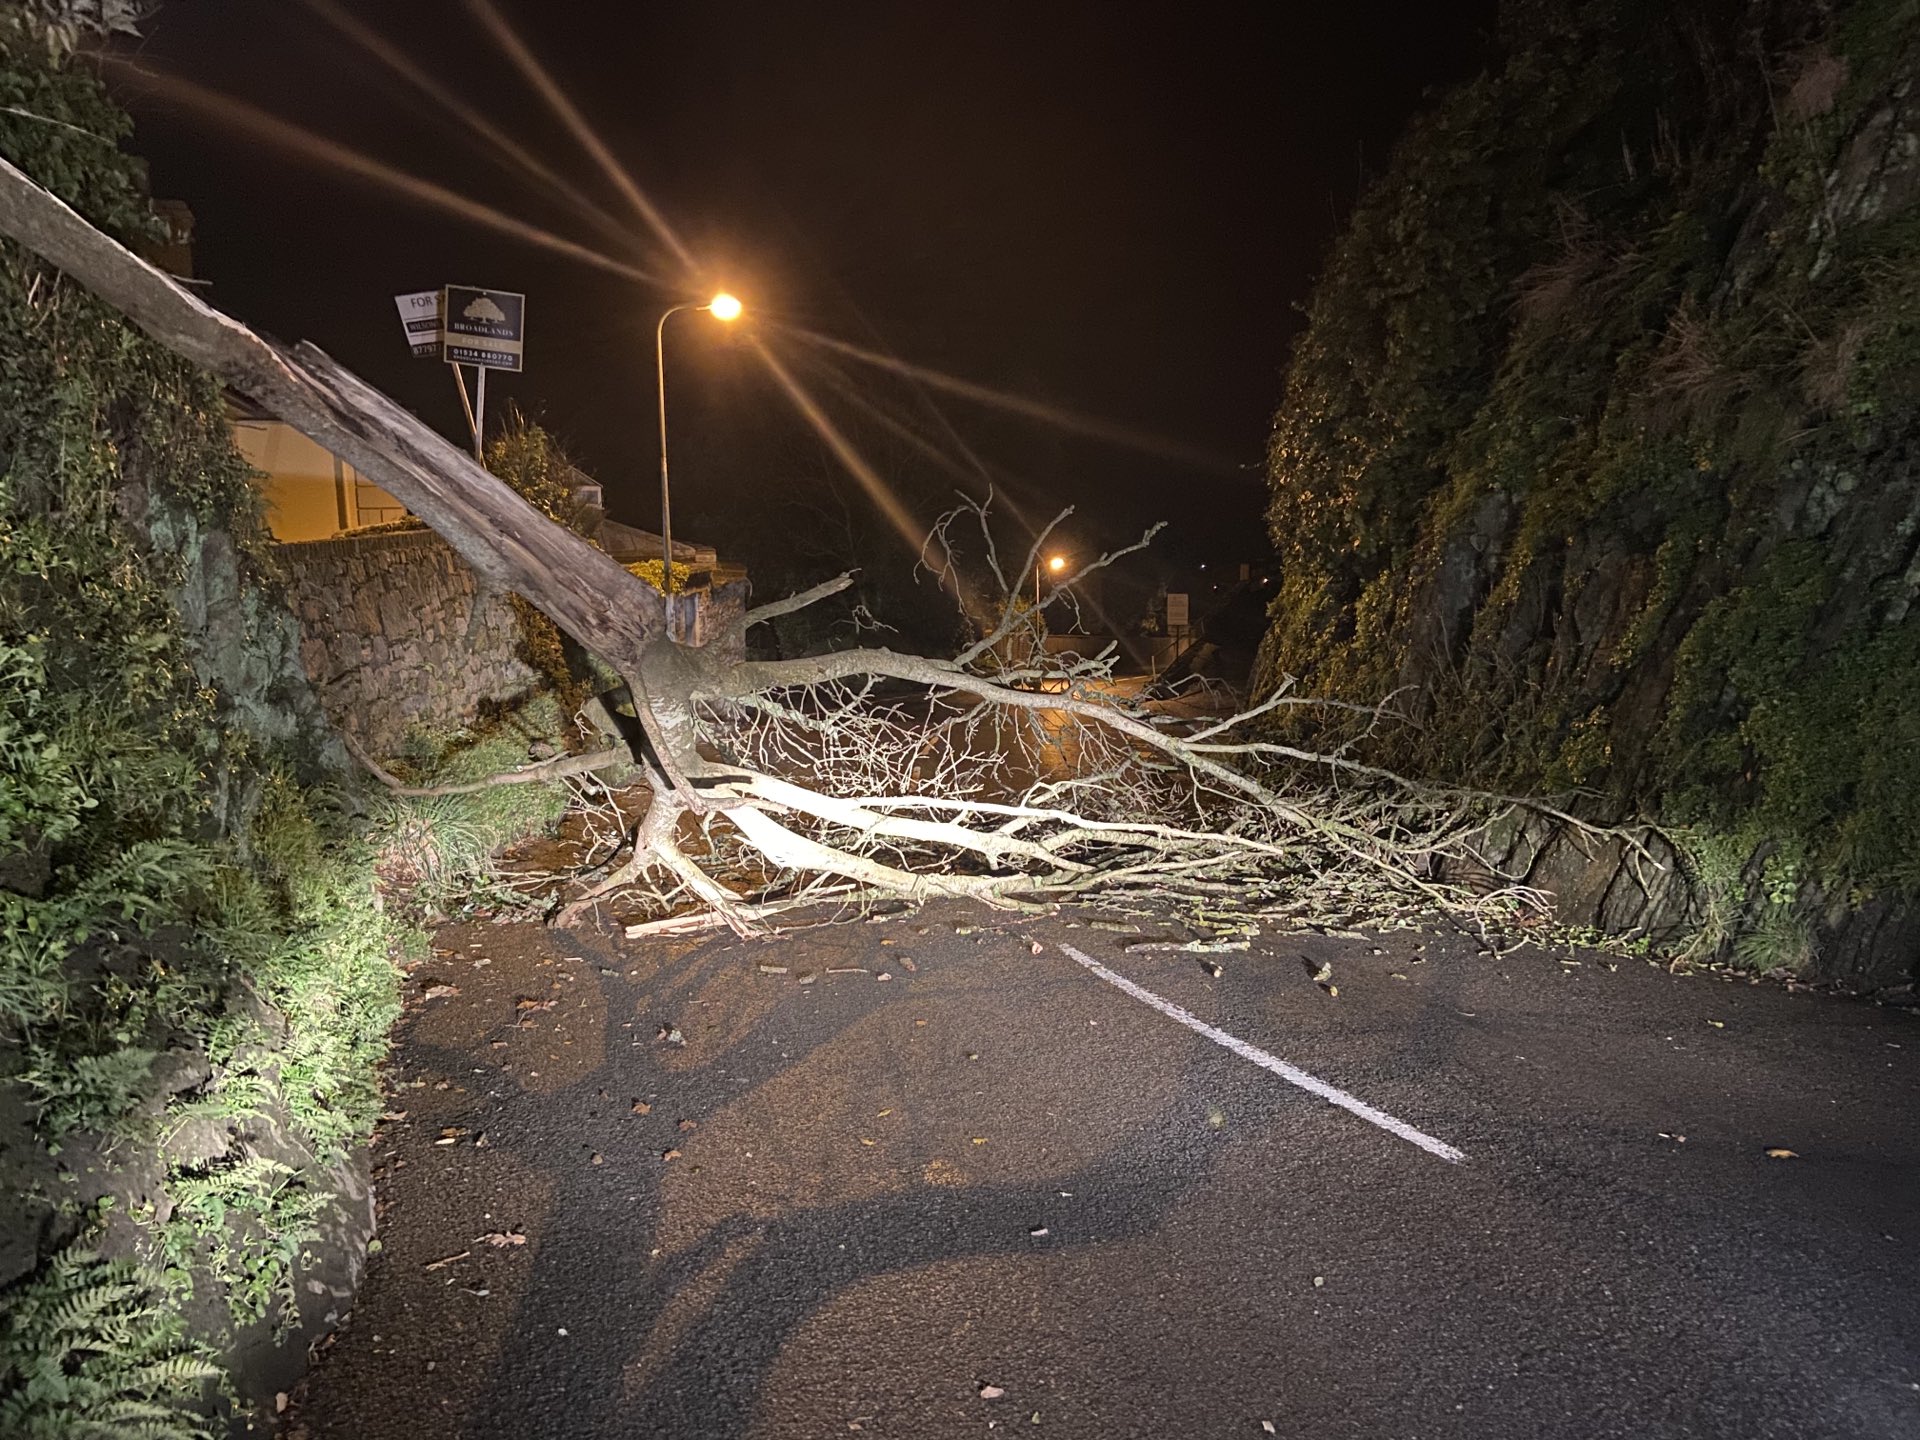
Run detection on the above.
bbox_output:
[441,285,526,371]
[392,289,442,358]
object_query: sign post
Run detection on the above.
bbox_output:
[393,285,527,462]
[440,285,525,461]
[392,289,442,357]
[396,287,473,458]
[1165,592,1190,635]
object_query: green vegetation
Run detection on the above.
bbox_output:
[0,1238,216,1440]
[369,695,577,917]
[0,8,589,1426]
[159,1157,330,1333]
[0,11,405,1428]
[484,406,592,529]
[624,557,695,593]
[1260,0,1920,971]
[485,412,604,712]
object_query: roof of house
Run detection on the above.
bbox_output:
[590,516,717,567]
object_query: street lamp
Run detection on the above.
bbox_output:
[655,291,744,594]
[1035,553,1067,606]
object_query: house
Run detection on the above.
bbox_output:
[230,395,408,540]
[232,402,723,571]
[233,401,746,648]
[588,515,716,569]
[155,200,746,749]
[249,424,748,749]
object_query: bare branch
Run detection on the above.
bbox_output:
[345,735,628,797]
[0,153,1615,951]
[740,572,858,630]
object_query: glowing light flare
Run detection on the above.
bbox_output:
[295,0,638,254]
[785,328,1242,474]
[747,337,920,549]
[104,61,659,287]
[748,336,988,627]
[798,354,989,484]
[1048,555,1069,573]
[706,292,744,322]
[459,0,697,277]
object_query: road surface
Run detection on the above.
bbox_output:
[288,900,1920,1439]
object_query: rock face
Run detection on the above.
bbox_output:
[0,32,406,1434]
[1464,811,1701,950]
[1259,0,1920,989]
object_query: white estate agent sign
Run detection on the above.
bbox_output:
[392,289,442,358]
[442,285,527,372]
[392,284,526,460]
[1165,592,1191,631]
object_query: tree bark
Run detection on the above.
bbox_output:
[0,152,666,673]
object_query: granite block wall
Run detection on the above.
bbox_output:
[276,529,538,755]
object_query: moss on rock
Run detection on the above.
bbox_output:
[1260,0,1920,976]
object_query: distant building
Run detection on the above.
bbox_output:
[231,396,739,590]
[588,515,717,569]
[174,180,740,609]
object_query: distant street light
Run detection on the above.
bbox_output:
[655,292,744,594]
[1036,552,1068,606]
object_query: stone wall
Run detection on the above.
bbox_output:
[276,529,538,755]
[278,531,753,755]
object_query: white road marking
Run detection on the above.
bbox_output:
[1058,943,1467,1164]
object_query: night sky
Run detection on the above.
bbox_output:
[103,1,1496,594]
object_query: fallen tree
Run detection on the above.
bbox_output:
[0,150,1571,941]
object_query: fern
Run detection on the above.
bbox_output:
[162,1153,326,1329]
[0,1241,215,1440]
[20,1046,158,1137]
[0,837,215,1035]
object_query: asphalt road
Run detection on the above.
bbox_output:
[288,901,1920,1439]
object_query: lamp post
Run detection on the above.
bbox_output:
[1035,553,1067,606]
[655,291,744,594]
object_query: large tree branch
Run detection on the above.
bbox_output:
[345,735,629,797]
[0,147,1585,945]
[0,151,664,670]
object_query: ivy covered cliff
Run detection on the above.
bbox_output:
[0,8,605,1424]
[0,12,399,1434]
[1258,0,1920,984]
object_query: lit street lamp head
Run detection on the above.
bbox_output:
[657,290,744,597]
[1035,552,1070,605]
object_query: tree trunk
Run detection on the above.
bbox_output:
[0,152,666,675]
